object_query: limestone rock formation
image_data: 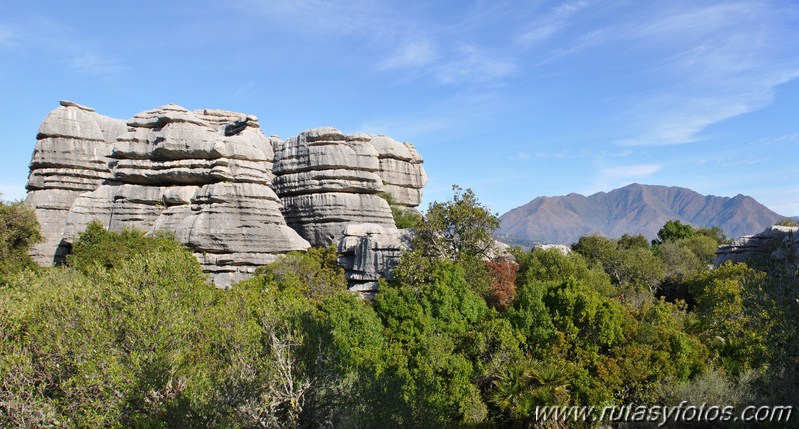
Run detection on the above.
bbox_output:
[25,102,427,289]
[715,225,799,269]
[26,101,127,262]
[337,223,412,294]
[355,134,427,207]
[534,244,572,255]
[272,127,426,247]
[27,102,312,287]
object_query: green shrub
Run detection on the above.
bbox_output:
[372,261,494,426]
[255,245,348,303]
[1,247,221,426]
[67,220,189,275]
[0,199,42,283]
[378,192,423,229]
[0,225,321,428]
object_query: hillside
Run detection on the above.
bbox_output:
[497,183,784,245]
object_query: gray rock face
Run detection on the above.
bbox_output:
[337,223,412,293]
[535,244,572,255]
[26,101,127,263]
[27,102,311,287]
[715,225,799,269]
[25,102,427,290]
[272,127,426,247]
[355,134,427,207]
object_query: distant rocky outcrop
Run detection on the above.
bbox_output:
[26,102,426,288]
[535,244,571,255]
[715,225,799,270]
[498,184,784,245]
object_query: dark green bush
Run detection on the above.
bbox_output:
[2,194,796,428]
[1,225,322,428]
[377,191,423,229]
[0,199,42,282]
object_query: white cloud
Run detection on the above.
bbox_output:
[379,39,437,70]
[517,0,590,47]
[532,148,583,159]
[239,1,514,87]
[614,95,752,146]
[0,25,14,47]
[356,89,507,142]
[757,132,799,146]
[613,1,799,146]
[0,17,126,77]
[591,163,663,192]
[600,164,662,179]
[377,42,516,86]
[238,0,384,33]
[224,82,259,102]
[70,52,126,75]
[357,115,455,138]
[535,27,610,65]
[434,44,516,84]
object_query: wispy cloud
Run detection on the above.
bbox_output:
[507,151,530,161]
[517,0,590,47]
[535,27,610,66]
[614,95,755,146]
[356,89,507,142]
[532,148,592,159]
[433,44,516,84]
[0,25,14,47]
[379,39,437,70]
[756,132,799,146]
[1,17,126,77]
[238,0,386,34]
[236,1,515,87]
[223,82,260,102]
[70,52,125,75]
[613,1,799,146]
[600,164,662,179]
[379,42,516,86]
[590,163,663,193]
[357,114,456,138]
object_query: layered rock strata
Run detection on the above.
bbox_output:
[26,102,427,290]
[356,134,427,207]
[337,223,412,294]
[272,127,426,246]
[27,102,311,287]
[715,225,799,270]
[26,101,127,263]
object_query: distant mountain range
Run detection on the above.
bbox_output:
[497,184,785,246]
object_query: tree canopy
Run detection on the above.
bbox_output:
[2,192,798,428]
[411,185,499,261]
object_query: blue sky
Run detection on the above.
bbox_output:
[1,0,798,218]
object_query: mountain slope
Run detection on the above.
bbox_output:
[497,184,784,245]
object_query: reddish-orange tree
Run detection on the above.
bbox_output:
[486,260,519,311]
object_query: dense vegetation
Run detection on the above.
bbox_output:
[1,192,797,428]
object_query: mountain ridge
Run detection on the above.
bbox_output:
[497,183,785,245]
